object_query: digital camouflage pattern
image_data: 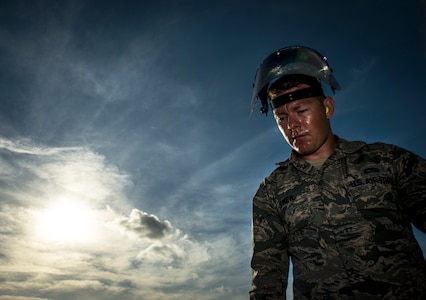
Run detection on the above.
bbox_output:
[250,137,426,299]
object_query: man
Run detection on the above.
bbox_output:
[249,46,426,299]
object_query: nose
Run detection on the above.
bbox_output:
[286,114,299,130]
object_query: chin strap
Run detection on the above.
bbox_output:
[270,87,324,109]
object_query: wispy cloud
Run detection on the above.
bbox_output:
[0,136,248,299]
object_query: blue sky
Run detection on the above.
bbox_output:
[0,1,425,299]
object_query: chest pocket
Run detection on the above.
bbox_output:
[345,163,411,248]
[346,164,399,212]
[275,181,324,234]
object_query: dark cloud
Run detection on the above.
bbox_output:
[119,209,174,239]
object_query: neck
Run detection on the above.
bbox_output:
[299,133,337,161]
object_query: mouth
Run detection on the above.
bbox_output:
[291,130,308,140]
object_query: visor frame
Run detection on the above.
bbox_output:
[250,46,341,116]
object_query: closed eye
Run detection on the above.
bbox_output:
[275,115,287,122]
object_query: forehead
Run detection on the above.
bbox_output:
[273,97,319,114]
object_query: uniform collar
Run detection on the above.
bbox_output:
[276,136,366,168]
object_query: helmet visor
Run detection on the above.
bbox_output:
[250,46,341,116]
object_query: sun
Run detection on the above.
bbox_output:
[35,197,96,243]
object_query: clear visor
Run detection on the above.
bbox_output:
[249,46,341,116]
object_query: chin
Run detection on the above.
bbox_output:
[293,146,315,156]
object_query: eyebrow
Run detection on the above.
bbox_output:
[274,103,305,115]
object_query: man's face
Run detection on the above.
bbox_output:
[272,84,334,160]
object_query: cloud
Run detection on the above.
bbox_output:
[137,242,185,264]
[0,297,52,300]
[0,136,130,210]
[0,136,249,299]
[119,209,176,239]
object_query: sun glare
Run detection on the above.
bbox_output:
[35,197,96,243]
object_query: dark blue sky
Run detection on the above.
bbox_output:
[0,1,425,299]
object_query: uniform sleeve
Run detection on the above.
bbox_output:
[250,178,289,300]
[393,146,426,233]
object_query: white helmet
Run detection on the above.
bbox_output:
[250,46,341,116]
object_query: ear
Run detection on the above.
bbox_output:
[323,97,335,119]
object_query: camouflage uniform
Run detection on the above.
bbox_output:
[250,137,426,299]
